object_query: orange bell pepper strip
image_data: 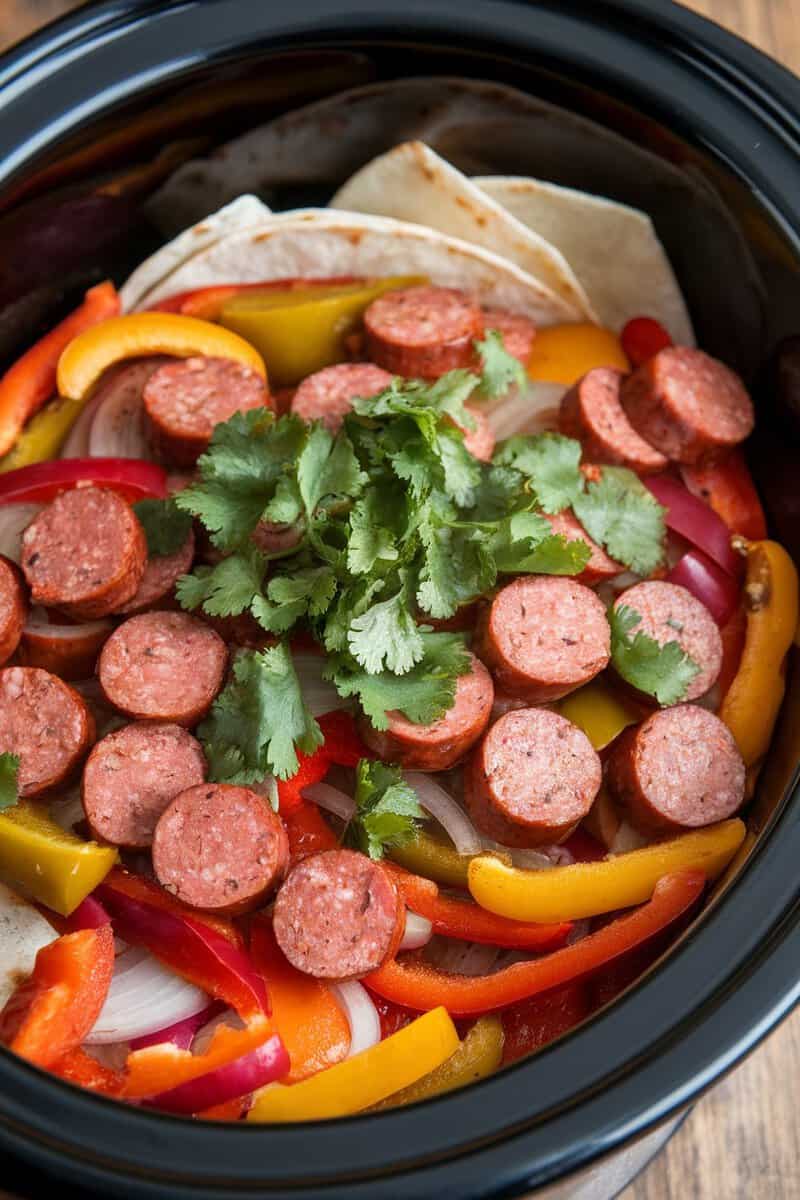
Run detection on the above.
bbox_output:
[50,1046,125,1097]
[0,925,114,1068]
[681,450,767,541]
[277,710,371,815]
[383,861,572,951]
[284,802,339,864]
[250,920,349,1082]
[365,870,705,1015]
[123,1014,275,1100]
[526,323,629,385]
[0,281,120,457]
[197,1096,249,1121]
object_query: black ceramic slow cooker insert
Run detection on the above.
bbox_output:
[0,2,799,1196]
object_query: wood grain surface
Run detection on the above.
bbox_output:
[0,2,798,1199]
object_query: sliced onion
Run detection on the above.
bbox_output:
[147,1033,289,1115]
[293,652,350,717]
[400,910,433,952]
[0,501,41,563]
[644,474,742,578]
[610,822,649,855]
[565,919,591,945]
[482,841,555,870]
[486,382,565,440]
[404,772,483,856]
[129,1002,223,1051]
[332,981,381,1058]
[86,944,210,1045]
[430,939,501,977]
[302,782,355,823]
[60,389,107,459]
[47,787,86,834]
[249,773,279,812]
[22,608,114,680]
[668,547,739,626]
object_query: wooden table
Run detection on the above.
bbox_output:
[1,2,798,1198]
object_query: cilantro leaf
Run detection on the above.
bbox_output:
[609,604,699,705]
[347,580,424,675]
[298,425,366,517]
[475,330,527,399]
[133,499,193,557]
[497,532,592,576]
[347,488,402,576]
[0,753,19,812]
[574,466,665,575]
[252,565,337,633]
[347,759,425,859]
[417,516,495,618]
[494,432,583,513]
[176,548,265,617]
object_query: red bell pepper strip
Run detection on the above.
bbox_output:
[620,316,672,367]
[384,862,572,951]
[277,710,371,814]
[0,281,120,458]
[284,802,340,864]
[0,457,167,505]
[0,925,114,1068]
[366,870,704,1015]
[680,450,767,541]
[501,982,590,1065]
[149,278,362,321]
[50,1046,125,1097]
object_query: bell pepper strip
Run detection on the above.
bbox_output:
[123,1014,275,1101]
[197,1095,250,1122]
[0,394,94,473]
[145,1032,289,1115]
[277,710,371,815]
[365,870,704,1015]
[371,1015,504,1110]
[719,539,799,766]
[49,1046,126,1097]
[0,281,120,459]
[526,323,629,386]
[388,830,471,888]
[149,277,365,320]
[284,802,339,864]
[0,457,167,505]
[501,983,590,1065]
[250,919,350,1083]
[681,450,767,541]
[619,317,672,367]
[98,867,241,945]
[248,1006,459,1122]
[466,820,745,925]
[0,802,117,916]
[383,861,571,951]
[557,679,640,751]
[0,925,114,1068]
[56,312,267,403]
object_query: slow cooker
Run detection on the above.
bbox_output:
[0,1,799,1196]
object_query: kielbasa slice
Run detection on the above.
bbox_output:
[21,487,146,620]
[465,708,602,847]
[607,704,745,833]
[143,355,270,466]
[273,849,404,980]
[360,651,494,770]
[290,362,394,432]
[544,509,622,584]
[559,367,668,474]
[364,286,484,380]
[115,528,196,615]
[82,722,207,848]
[613,580,722,702]
[0,666,95,797]
[481,307,537,365]
[98,611,227,725]
[0,558,26,667]
[620,347,754,465]
[476,576,610,703]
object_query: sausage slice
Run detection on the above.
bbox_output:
[291,363,393,432]
[607,705,745,833]
[114,528,195,615]
[0,558,26,667]
[465,708,602,846]
[98,611,227,725]
[152,783,289,914]
[273,849,404,980]
[364,286,484,379]
[82,722,207,848]
[544,509,622,584]
[476,576,610,703]
[559,367,668,474]
[613,581,722,702]
[0,667,95,797]
[482,307,537,365]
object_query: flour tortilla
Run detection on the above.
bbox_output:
[475,176,693,342]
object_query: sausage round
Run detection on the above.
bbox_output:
[465,708,602,847]
[17,615,112,681]
[559,368,668,474]
[82,722,207,848]
[0,666,95,797]
[607,704,745,833]
[476,576,611,703]
[290,362,394,432]
[273,849,404,980]
[115,528,195,615]
[364,286,484,380]
[613,580,722,702]
[360,651,494,770]
[620,348,755,465]
[21,487,147,619]
[459,404,495,462]
[481,307,537,365]
[0,557,26,667]
[143,355,270,466]
[152,783,289,913]
[544,509,622,584]
[98,611,227,725]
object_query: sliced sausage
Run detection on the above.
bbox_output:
[251,521,302,559]
[98,611,227,725]
[607,704,745,833]
[465,708,601,847]
[613,581,722,702]
[482,307,537,365]
[0,558,26,667]
[291,363,394,432]
[459,404,495,462]
[559,368,668,474]
[0,666,95,797]
[620,348,755,465]
[17,613,112,680]
[364,286,484,380]
[273,849,404,980]
[152,783,288,914]
[21,487,146,620]
[476,576,610,703]
[143,355,270,466]
[82,722,207,848]
[115,528,195,615]
[543,509,622,585]
[360,651,494,770]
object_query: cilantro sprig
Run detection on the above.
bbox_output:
[348,760,425,859]
[609,604,700,705]
[134,498,193,557]
[0,753,18,812]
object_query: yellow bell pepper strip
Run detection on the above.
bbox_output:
[370,1015,504,1110]
[247,1006,458,1122]
[150,276,366,320]
[219,276,425,387]
[527,323,629,386]
[365,871,704,1015]
[0,281,120,459]
[557,678,641,750]
[719,539,799,766]
[0,394,93,473]
[0,802,117,916]
[57,312,267,403]
[388,829,471,887]
[467,819,745,925]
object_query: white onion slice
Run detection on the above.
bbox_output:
[0,502,41,564]
[88,383,152,459]
[404,772,483,856]
[302,782,355,823]
[486,382,566,440]
[86,945,209,1044]
[249,773,279,812]
[400,910,433,952]
[47,787,86,834]
[610,821,649,855]
[24,606,113,643]
[60,389,107,458]
[432,939,501,977]
[293,653,350,717]
[332,981,381,1058]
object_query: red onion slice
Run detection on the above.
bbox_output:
[146,1033,288,1115]
[667,547,739,626]
[129,1002,223,1052]
[644,474,742,578]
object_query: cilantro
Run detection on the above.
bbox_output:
[133,499,193,557]
[417,516,494,618]
[609,604,700,705]
[0,753,18,812]
[297,425,366,518]
[252,565,337,633]
[347,488,402,576]
[176,547,265,618]
[347,578,424,675]
[494,432,583,513]
[475,330,527,399]
[348,760,425,859]
[574,467,665,576]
